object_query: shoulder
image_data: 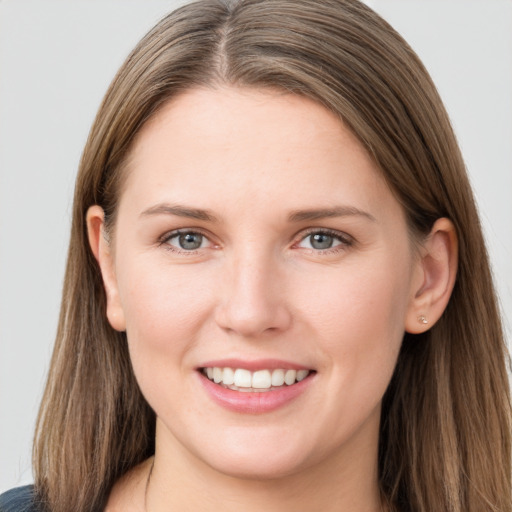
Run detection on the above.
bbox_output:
[0,486,43,512]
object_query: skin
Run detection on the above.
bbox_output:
[88,87,457,512]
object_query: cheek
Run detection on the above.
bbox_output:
[293,254,411,386]
[300,258,409,333]
[116,258,214,395]
[291,262,410,444]
[120,256,211,335]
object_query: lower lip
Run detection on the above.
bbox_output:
[198,372,314,414]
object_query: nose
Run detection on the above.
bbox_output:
[214,249,292,338]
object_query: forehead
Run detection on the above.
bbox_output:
[118,86,401,224]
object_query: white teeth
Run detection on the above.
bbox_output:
[284,369,297,385]
[252,370,272,389]
[203,367,311,390]
[222,367,234,385]
[233,368,252,388]
[297,369,309,381]
[213,367,223,384]
[271,369,285,386]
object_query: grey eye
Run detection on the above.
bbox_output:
[309,233,334,250]
[172,232,204,250]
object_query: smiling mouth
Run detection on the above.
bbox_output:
[201,367,313,392]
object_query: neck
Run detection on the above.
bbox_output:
[146,420,383,512]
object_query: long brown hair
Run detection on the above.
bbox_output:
[33,1,511,511]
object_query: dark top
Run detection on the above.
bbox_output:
[0,486,41,512]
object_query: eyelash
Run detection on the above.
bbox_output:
[158,229,213,255]
[293,228,354,254]
[158,228,354,255]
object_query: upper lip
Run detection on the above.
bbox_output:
[197,358,313,371]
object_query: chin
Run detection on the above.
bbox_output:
[206,452,309,481]
[191,428,317,481]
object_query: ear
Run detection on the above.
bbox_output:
[86,205,126,332]
[405,218,458,334]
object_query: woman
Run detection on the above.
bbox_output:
[1,0,510,511]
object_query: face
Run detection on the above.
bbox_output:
[98,87,424,480]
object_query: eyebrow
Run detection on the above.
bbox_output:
[140,203,376,224]
[140,203,219,222]
[288,206,376,223]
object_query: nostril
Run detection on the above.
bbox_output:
[214,301,292,338]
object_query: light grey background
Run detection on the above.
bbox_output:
[1,0,511,493]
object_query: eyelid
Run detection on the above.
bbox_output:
[156,226,354,255]
[158,228,218,253]
[293,227,354,251]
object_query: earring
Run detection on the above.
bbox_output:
[417,315,428,325]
